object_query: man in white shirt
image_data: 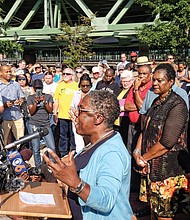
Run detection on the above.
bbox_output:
[43,72,57,96]
[117,53,129,72]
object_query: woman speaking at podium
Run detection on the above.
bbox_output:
[43,90,133,220]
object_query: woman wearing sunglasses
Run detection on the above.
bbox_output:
[16,74,34,137]
[71,73,92,153]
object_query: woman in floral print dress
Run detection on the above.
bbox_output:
[133,63,190,220]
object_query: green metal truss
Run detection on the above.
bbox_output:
[0,0,156,43]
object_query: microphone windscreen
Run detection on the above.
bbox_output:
[41,127,49,137]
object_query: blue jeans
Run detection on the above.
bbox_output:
[59,119,76,157]
[28,124,55,167]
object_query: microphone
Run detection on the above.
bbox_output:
[5,127,49,150]
[7,151,27,176]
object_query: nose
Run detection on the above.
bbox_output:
[153,79,158,85]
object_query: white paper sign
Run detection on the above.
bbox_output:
[19,192,55,205]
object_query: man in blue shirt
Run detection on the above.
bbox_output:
[0,65,25,147]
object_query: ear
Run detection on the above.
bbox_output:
[94,114,104,125]
[169,79,175,87]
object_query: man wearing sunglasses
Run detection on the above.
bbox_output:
[53,68,78,157]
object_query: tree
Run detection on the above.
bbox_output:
[0,40,23,57]
[135,0,190,58]
[57,16,95,69]
[0,0,23,58]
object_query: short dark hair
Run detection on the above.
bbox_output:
[105,68,115,76]
[78,73,92,88]
[153,63,176,82]
[32,79,43,89]
[15,74,29,85]
[18,59,26,64]
[87,90,120,128]
[44,71,53,76]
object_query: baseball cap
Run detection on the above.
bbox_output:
[130,51,137,57]
[118,64,125,70]
[92,66,99,73]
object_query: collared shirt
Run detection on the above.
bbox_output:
[0,80,24,120]
[125,80,152,123]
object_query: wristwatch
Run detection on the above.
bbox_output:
[69,179,86,194]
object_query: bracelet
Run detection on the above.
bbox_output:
[133,149,141,156]
[69,179,86,194]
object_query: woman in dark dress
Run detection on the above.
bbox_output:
[133,63,190,220]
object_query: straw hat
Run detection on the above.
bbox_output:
[137,56,152,66]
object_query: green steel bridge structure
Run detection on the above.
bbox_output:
[0,0,157,65]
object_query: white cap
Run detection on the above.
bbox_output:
[120,70,133,79]
[92,66,99,73]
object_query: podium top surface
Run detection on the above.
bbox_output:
[0,182,72,219]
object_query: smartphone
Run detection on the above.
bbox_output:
[36,89,42,97]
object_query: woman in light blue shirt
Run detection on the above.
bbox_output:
[43,90,133,220]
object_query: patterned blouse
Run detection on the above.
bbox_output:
[142,91,188,182]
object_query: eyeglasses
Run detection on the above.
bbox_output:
[18,78,26,81]
[76,71,83,74]
[63,73,72,76]
[81,85,91,88]
[78,107,95,115]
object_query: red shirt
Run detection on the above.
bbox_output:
[125,80,152,123]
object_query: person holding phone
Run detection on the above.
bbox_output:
[27,79,55,167]
[0,64,25,147]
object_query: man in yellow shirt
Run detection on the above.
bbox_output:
[53,68,78,157]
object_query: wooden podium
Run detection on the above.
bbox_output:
[0,182,72,219]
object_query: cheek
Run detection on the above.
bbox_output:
[76,115,93,134]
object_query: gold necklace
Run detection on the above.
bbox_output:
[82,130,114,153]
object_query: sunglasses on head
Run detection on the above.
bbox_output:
[63,73,72,76]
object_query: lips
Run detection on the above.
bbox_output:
[153,86,159,89]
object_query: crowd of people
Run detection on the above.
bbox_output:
[0,52,190,220]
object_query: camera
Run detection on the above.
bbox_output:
[0,149,25,193]
[28,167,42,176]
[36,89,43,97]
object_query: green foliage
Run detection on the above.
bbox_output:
[57,16,94,69]
[0,40,23,57]
[135,0,190,55]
